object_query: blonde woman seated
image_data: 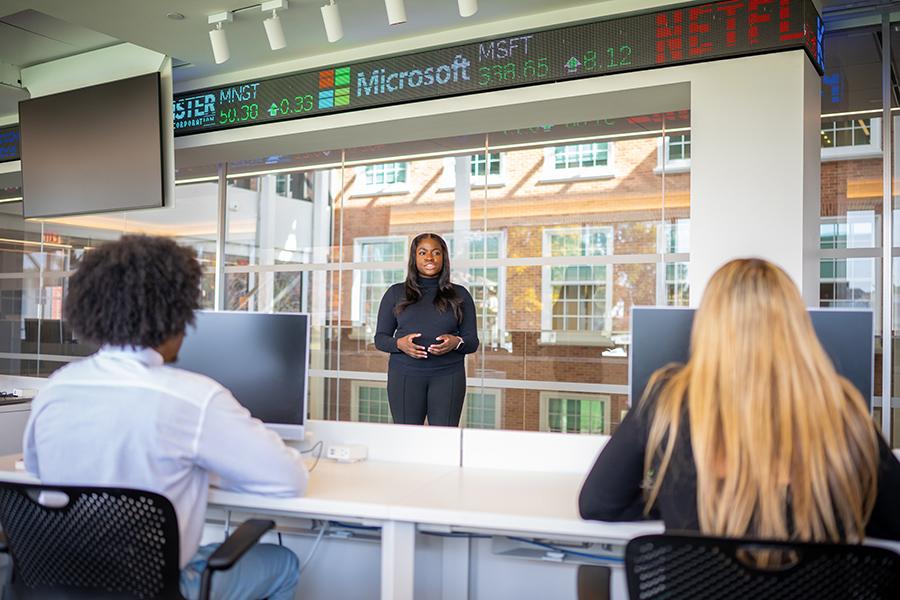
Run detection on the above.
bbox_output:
[579,258,900,542]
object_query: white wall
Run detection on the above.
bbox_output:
[690,51,821,305]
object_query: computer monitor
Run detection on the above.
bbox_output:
[175,311,309,440]
[630,307,873,407]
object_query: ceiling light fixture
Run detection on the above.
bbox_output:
[458,0,477,17]
[384,0,407,25]
[208,11,233,64]
[262,0,288,50]
[321,1,343,43]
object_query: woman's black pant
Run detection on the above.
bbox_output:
[387,366,466,426]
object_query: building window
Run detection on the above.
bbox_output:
[446,231,506,348]
[654,134,691,174]
[540,392,610,434]
[819,258,876,309]
[541,143,614,181]
[440,153,505,189]
[461,389,502,429]
[274,172,314,201]
[541,227,613,341]
[661,219,690,306]
[353,162,409,195]
[821,118,881,161]
[352,236,407,331]
[820,212,877,249]
[665,263,690,307]
[351,382,393,423]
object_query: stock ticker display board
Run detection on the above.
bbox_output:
[172,0,823,136]
[0,125,20,162]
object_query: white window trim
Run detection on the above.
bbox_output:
[538,391,611,435]
[818,215,881,332]
[653,135,691,174]
[351,235,407,327]
[540,226,614,346]
[655,219,691,306]
[448,230,508,350]
[438,154,506,190]
[821,117,882,162]
[539,144,615,183]
[460,388,503,429]
[350,380,393,424]
[351,163,410,196]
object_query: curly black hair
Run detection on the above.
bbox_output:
[64,235,202,348]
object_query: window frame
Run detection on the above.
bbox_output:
[538,391,611,435]
[439,153,505,190]
[459,388,503,429]
[350,380,393,424]
[445,230,508,349]
[540,226,614,345]
[540,142,615,182]
[351,235,408,331]
[352,162,411,196]
[654,134,691,174]
[821,117,882,162]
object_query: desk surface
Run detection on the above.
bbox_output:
[0,453,659,542]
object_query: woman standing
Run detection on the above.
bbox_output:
[374,233,479,426]
[579,258,900,541]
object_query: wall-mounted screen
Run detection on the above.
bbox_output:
[19,73,165,218]
[173,0,822,136]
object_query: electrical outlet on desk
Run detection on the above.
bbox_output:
[326,444,367,463]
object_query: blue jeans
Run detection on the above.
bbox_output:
[180,542,299,600]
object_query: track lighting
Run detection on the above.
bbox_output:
[384,0,407,25]
[208,11,233,64]
[458,0,477,17]
[262,0,287,50]
[321,1,343,43]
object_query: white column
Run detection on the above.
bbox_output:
[689,51,821,305]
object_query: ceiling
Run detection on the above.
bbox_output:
[0,0,609,120]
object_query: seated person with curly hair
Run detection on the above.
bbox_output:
[22,235,307,600]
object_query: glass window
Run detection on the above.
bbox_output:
[542,227,612,335]
[821,118,881,161]
[462,389,501,429]
[440,153,504,188]
[541,393,610,434]
[352,236,407,331]
[446,231,505,346]
[353,383,392,423]
[655,134,691,174]
[354,162,409,195]
[542,143,614,180]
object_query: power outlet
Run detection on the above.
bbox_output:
[326,444,368,463]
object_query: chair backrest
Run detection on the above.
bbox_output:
[0,481,182,599]
[625,534,900,600]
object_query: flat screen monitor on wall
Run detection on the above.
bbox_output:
[630,307,873,407]
[18,72,166,219]
[175,311,310,440]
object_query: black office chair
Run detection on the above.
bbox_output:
[0,481,275,600]
[625,533,900,600]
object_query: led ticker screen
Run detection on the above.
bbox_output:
[0,126,19,163]
[173,0,823,136]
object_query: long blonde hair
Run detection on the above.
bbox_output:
[643,258,879,542]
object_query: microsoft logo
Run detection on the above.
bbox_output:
[318,66,350,109]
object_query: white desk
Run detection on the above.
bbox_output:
[0,453,656,600]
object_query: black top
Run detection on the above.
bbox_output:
[374,277,479,375]
[579,387,900,541]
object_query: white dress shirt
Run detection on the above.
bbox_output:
[22,346,308,567]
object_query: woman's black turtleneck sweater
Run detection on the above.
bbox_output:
[374,276,479,375]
